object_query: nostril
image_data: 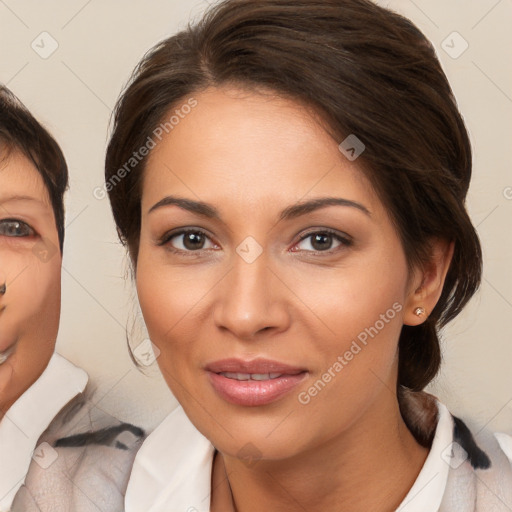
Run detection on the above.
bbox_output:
[0,282,6,295]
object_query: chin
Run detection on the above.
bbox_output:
[184,397,308,458]
[217,430,306,464]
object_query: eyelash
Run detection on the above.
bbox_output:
[158,228,352,256]
[0,218,36,238]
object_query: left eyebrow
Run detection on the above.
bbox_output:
[279,197,371,221]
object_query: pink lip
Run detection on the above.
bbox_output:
[206,358,307,406]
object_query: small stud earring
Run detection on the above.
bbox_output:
[414,306,425,317]
[0,283,6,295]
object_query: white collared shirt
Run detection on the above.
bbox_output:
[0,353,88,511]
[125,402,455,512]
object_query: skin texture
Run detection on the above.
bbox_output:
[0,151,61,418]
[136,87,453,511]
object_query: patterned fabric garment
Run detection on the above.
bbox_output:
[0,353,88,511]
[11,391,145,512]
[399,388,512,511]
[10,388,512,511]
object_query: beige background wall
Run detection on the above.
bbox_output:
[0,0,511,433]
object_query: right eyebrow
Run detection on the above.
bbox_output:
[0,195,41,204]
[148,196,220,219]
[0,195,49,214]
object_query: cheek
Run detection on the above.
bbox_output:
[8,255,62,333]
[285,251,407,343]
[136,248,216,344]
[135,249,220,401]
[136,259,183,342]
[283,251,408,403]
[0,255,61,406]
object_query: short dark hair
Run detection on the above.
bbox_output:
[105,0,482,390]
[0,85,68,251]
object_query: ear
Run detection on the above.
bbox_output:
[403,239,454,326]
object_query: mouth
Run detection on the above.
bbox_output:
[206,358,308,406]
[0,345,15,365]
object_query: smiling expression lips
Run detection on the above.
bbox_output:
[219,372,286,381]
[205,358,306,374]
[206,358,308,406]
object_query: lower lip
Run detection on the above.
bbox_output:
[208,371,307,406]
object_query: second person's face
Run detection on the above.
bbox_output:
[0,150,61,415]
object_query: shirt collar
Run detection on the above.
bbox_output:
[396,401,453,511]
[126,401,453,512]
[126,405,214,512]
[0,352,88,511]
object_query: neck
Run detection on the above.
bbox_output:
[212,394,429,512]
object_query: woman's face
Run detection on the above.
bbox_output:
[137,87,422,460]
[0,150,61,414]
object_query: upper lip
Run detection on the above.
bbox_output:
[205,358,306,375]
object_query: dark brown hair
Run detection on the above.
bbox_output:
[0,85,68,251]
[105,0,482,390]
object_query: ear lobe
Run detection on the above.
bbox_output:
[403,239,454,326]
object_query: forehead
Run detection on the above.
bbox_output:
[0,150,50,205]
[142,86,378,214]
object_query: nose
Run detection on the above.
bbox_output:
[213,256,291,340]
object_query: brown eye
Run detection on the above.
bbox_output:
[182,232,206,250]
[310,233,334,251]
[293,230,352,253]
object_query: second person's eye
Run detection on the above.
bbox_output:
[0,219,35,238]
[163,230,217,252]
[292,230,352,253]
